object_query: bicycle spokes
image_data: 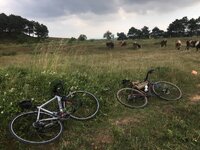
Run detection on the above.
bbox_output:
[10,112,63,144]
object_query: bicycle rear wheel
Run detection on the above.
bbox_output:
[64,91,99,120]
[9,111,63,144]
[117,88,148,108]
[152,81,182,101]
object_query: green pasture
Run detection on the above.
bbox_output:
[0,38,200,149]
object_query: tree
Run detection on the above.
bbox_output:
[188,18,199,36]
[167,19,186,37]
[24,20,34,36]
[141,26,150,39]
[127,27,142,39]
[117,32,127,40]
[103,30,112,40]
[0,13,49,38]
[196,16,200,36]
[34,22,48,38]
[0,13,8,33]
[78,34,87,41]
[151,27,164,38]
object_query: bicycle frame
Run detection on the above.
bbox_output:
[35,95,64,123]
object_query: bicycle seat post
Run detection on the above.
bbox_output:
[56,95,64,113]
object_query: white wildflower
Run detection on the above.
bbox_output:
[9,88,15,93]
[41,71,46,74]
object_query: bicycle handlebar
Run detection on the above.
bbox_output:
[144,67,160,81]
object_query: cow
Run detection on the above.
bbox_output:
[160,39,167,47]
[195,41,200,51]
[119,40,127,47]
[133,42,141,49]
[185,40,197,50]
[106,41,114,49]
[175,40,182,50]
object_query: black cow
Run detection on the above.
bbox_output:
[160,39,167,47]
[133,42,141,49]
[106,41,114,49]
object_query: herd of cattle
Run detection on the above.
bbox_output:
[106,41,141,49]
[106,39,200,51]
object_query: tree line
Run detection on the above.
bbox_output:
[0,13,48,38]
[105,16,200,40]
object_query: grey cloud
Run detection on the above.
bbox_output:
[121,0,200,14]
[6,0,200,18]
[11,0,118,18]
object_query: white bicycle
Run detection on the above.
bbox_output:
[9,82,99,144]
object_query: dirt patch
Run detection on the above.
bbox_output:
[190,95,200,103]
[91,130,113,149]
[162,105,174,114]
[196,84,200,88]
[111,116,141,127]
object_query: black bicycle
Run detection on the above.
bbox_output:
[117,68,182,108]
[9,82,99,144]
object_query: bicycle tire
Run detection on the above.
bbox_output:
[64,91,99,120]
[152,81,182,101]
[9,111,63,144]
[117,88,148,108]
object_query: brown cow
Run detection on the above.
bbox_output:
[120,40,127,47]
[185,40,197,50]
[175,40,182,50]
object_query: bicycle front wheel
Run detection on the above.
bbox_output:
[64,91,99,120]
[117,88,148,108]
[9,111,63,144]
[152,81,182,101]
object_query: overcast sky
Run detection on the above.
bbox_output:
[1,0,200,39]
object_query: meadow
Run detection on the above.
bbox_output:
[0,38,200,150]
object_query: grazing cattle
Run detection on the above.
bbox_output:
[160,39,167,47]
[133,42,141,49]
[175,40,182,50]
[185,40,197,50]
[106,41,114,49]
[120,40,127,47]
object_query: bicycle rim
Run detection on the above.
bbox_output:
[9,111,63,144]
[117,88,148,108]
[153,81,182,101]
[65,91,99,120]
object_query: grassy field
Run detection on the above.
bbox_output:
[0,38,200,150]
